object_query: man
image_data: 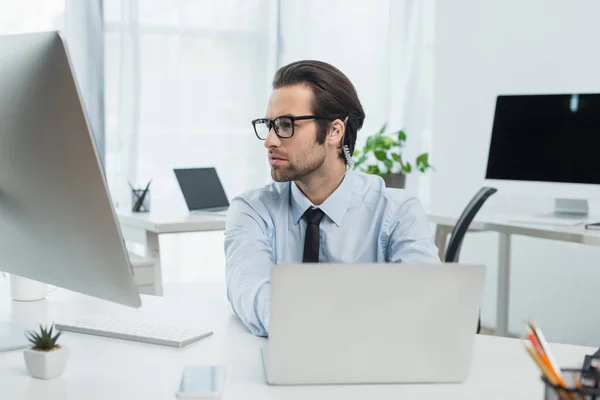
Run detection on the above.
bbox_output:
[224,60,440,337]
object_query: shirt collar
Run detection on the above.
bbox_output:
[290,169,355,227]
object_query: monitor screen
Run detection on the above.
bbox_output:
[485,93,600,185]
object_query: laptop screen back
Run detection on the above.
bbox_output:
[174,168,229,211]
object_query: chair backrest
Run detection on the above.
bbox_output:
[445,187,497,263]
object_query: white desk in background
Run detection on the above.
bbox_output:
[0,279,596,400]
[428,209,600,338]
[117,210,226,296]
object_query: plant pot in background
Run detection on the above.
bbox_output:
[383,173,406,189]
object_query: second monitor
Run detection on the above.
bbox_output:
[485,93,600,217]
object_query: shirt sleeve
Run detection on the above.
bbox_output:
[386,195,441,264]
[223,196,273,337]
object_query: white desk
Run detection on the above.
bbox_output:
[117,210,226,295]
[0,280,596,399]
[429,210,600,337]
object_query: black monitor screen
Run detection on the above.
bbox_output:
[485,93,600,184]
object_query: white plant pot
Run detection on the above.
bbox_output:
[10,275,48,302]
[23,346,68,379]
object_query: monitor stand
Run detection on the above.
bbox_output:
[551,198,589,218]
[510,198,588,226]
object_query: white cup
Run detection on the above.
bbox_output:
[9,275,48,302]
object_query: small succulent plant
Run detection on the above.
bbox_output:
[26,324,62,351]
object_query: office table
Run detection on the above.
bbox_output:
[117,210,226,296]
[429,210,600,338]
[0,280,596,399]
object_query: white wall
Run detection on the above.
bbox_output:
[432,0,600,346]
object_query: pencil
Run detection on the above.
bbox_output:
[525,322,575,400]
[523,342,574,400]
[531,321,562,377]
[526,325,569,388]
[523,340,557,385]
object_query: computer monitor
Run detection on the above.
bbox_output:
[0,31,141,307]
[484,93,600,216]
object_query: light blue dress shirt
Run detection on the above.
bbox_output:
[224,170,440,337]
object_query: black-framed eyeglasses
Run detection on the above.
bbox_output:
[251,115,333,140]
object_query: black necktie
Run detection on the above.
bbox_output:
[302,208,325,263]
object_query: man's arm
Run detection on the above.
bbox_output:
[386,195,441,264]
[224,197,273,336]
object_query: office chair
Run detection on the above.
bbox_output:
[444,186,498,334]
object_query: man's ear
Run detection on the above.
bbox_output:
[328,119,345,142]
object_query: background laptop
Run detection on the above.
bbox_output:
[174,167,229,215]
[262,263,485,385]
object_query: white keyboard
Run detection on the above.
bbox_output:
[55,317,213,348]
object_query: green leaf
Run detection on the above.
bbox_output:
[26,323,61,350]
[397,130,406,142]
[383,159,393,171]
[416,153,429,165]
[26,332,38,345]
[374,150,387,161]
[353,150,360,157]
[404,162,412,173]
[415,153,434,173]
[51,332,61,347]
[378,123,388,135]
[366,165,380,175]
[374,137,390,150]
[391,153,401,162]
[381,137,395,147]
[365,136,375,151]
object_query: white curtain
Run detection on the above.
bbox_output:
[64,1,106,167]
[103,0,435,210]
[103,0,278,211]
[279,0,435,200]
[0,1,105,167]
[0,1,64,33]
[389,0,436,202]
[0,1,433,210]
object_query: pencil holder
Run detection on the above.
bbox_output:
[131,188,150,213]
[543,368,600,399]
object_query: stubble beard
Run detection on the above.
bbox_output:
[270,148,326,183]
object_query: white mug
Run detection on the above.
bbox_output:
[9,275,48,302]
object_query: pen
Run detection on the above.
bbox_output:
[133,180,152,212]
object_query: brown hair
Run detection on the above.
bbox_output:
[272,60,365,164]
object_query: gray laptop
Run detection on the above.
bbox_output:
[174,167,229,214]
[262,263,485,385]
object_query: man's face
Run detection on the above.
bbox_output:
[264,84,327,182]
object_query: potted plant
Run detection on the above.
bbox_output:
[23,324,68,379]
[352,123,433,188]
